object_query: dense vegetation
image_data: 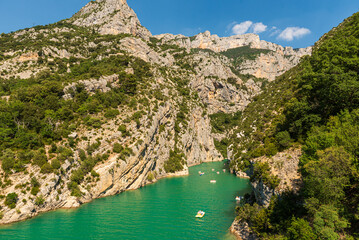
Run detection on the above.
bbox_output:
[232,12,359,239]
[221,46,273,62]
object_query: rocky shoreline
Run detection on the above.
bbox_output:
[228,148,302,239]
[0,159,229,226]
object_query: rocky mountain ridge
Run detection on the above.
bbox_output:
[155,31,312,80]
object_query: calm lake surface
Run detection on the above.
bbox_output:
[0,161,251,240]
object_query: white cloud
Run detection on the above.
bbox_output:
[252,22,267,34]
[269,27,281,37]
[278,27,311,41]
[232,21,253,35]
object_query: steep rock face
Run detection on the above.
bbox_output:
[229,148,301,239]
[239,52,303,81]
[230,219,258,240]
[156,31,312,55]
[0,98,221,224]
[155,31,312,81]
[234,148,302,207]
[71,0,151,39]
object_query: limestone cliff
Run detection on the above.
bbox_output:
[71,0,151,39]
[155,31,312,81]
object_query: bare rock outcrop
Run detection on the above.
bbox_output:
[246,148,302,207]
[230,219,258,240]
[71,0,151,39]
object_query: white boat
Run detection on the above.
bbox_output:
[212,169,215,171]
[235,196,241,201]
[223,169,226,172]
[217,172,220,174]
[210,180,216,183]
[195,210,205,218]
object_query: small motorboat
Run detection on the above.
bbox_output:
[210,180,216,183]
[223,169,226,172]
[217,172,220,174]
[212,169,215,171]
[235,196,241,201]
[196,210,205,218]
[199,171,204,176]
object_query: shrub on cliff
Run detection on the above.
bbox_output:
[164,149,185,173]
[5,193,18,209]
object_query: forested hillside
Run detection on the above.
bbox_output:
[230,12,359,239]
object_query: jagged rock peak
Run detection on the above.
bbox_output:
[155,31,312,56]
[71,0,151,39]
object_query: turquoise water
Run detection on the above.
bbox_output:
[0,161,251,240]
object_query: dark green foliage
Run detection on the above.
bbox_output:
[78,149,87,162]
[91,170,100,178]
[104,109,119,119]
[118,125,130,137]
[164,149,185,173]
[287,218,316,240]
[118,147,134,161]
[5,193,18,209]
[280,13,359,140]
[233,12,359,238]
[237,193,307,238]
[30,177,40,196]
[113,143,123,153]
[86,141,101,155]
[57,147,73,162]
[68,154,104,196]
[221,46,272,67]
[312,205,349,239]
[1,150,15,172]
[210,112,242,133]
[51,158,61,169]
[40,163,53,174]
[214,139,229,159]
[303,146,354,204]
[68,181,82,198]
[35,195,45,206]
[275,131,292,149]
[250,162,280,189]
[32,151,47,167]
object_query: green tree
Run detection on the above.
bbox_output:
[303,147,354,204]
[313,205,349,240]
[287,218,316,240]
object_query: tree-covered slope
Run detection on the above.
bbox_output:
[228,12,359,239]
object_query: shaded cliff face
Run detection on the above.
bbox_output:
[0,0,310,224]
[71,0,151,38]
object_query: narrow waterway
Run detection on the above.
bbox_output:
[0,161,251,240]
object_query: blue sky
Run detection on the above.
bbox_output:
[1,0,358,48]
